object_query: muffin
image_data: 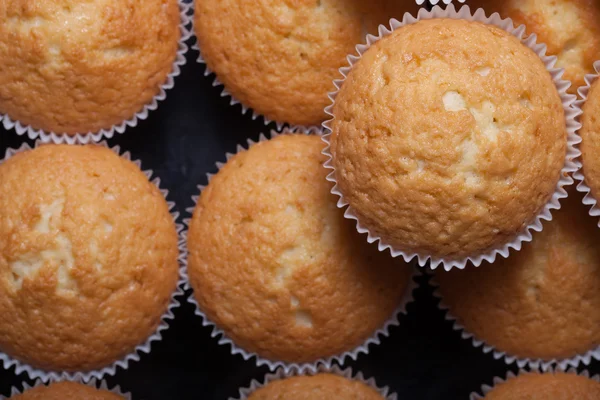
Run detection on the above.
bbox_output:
[0,145,179,371]
[480,372,600,399]
[194,0,419,126]
[435,192,600,361]
[8,382,124,400]
[329,18,566,263]
[187,134,413,363]
[468,0,600,94]
[580,76,600,201]
[248,373,383,400]
[0,0,181,135]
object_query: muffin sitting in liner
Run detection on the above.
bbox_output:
[469,0,600,93]
[194,0,419,126]
[0,0,181,135]
[7,382,124,400]
[436,192,600,363]
[478,371,600,399]
[187,134,413,364]
[247,373,384,399]
[0,145,179,372]
[579,70,600,205]
[329,18,566,264]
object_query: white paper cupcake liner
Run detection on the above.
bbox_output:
[0,141,187,382]
[182,127,418,373]
[231,364,397,400]
[429,275,600,370]
[574,60,600,222]
[321,4,581,271]
[417,0,465,6]
[0,376,132,400]
[191,6,339,133]
[0,1,193,144]
[470,366,600,399]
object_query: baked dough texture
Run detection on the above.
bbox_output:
[580,77,600,200]
[10,382,124,400]
[330,19,566,260]
[469,0,600,93]
[0,0,180,134]
[435,192,600,360]
[0,145,180,371]
[187,134,412,363]
[194,0,419,126]
[248,373,383,400]
[483,372,600,400]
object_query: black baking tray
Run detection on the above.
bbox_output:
[1,13,598,400]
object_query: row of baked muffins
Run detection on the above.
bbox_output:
[2,368,600,399]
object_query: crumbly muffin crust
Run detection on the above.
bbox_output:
[330,18,566,260]
[10,382,124,400]
[187,134,412,363]
[194,0,419,126]
[0,0,180,134]
[469,0,600,94]
[248,373,384,400]
[0,145,179,371]
[483,372,600,400]
[580,77,600,200]
[435,192,600,360]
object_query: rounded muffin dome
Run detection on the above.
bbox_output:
[10,382,124,400]
[248,373,384,400]
[0,0,181,135]
[481,372,600,400]
[329,18,566,264]
[194,0,419,126]
[580,76,600,202]
[435,192,600,361]
[0,145,180,371]
[187,134,412,364]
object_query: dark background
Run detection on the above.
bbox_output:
[1,11,599,400]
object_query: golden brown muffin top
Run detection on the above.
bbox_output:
[248,374,384,400]
[330,18,566,261]
[435,192,600,360]
[580,77,600,200]
[483,372,600,400]
[0,0,180,134]
[187,134,412,363]
[10,382,124,400]
[194,0,419,127]
[469,0,600,94]
[0,145,180,371]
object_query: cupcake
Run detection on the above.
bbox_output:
[435,191,600,365]
[6,382,125,400]
[468,0,600,93]
[0,0,181,136]
[474,370,600,399]
[187,134,413,366]
[247,374,384,399]
[327,17,568,267]
[194,0,419,127]
[579,73,600,205]
[0,145,179,374]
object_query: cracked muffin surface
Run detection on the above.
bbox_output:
[0,0,180,134]
[248,373,383,400]
[330,18,566,261]
[435,192,600,360]
[10,382,124,400]
[194,0,419,126]
[0,145,179,371]
[482,372,600,400]
[469,0,600,94]
[187,134,412,363]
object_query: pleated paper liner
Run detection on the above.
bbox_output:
[0,141,187,381]
[321,4,581,271]
[182,127,418,373]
